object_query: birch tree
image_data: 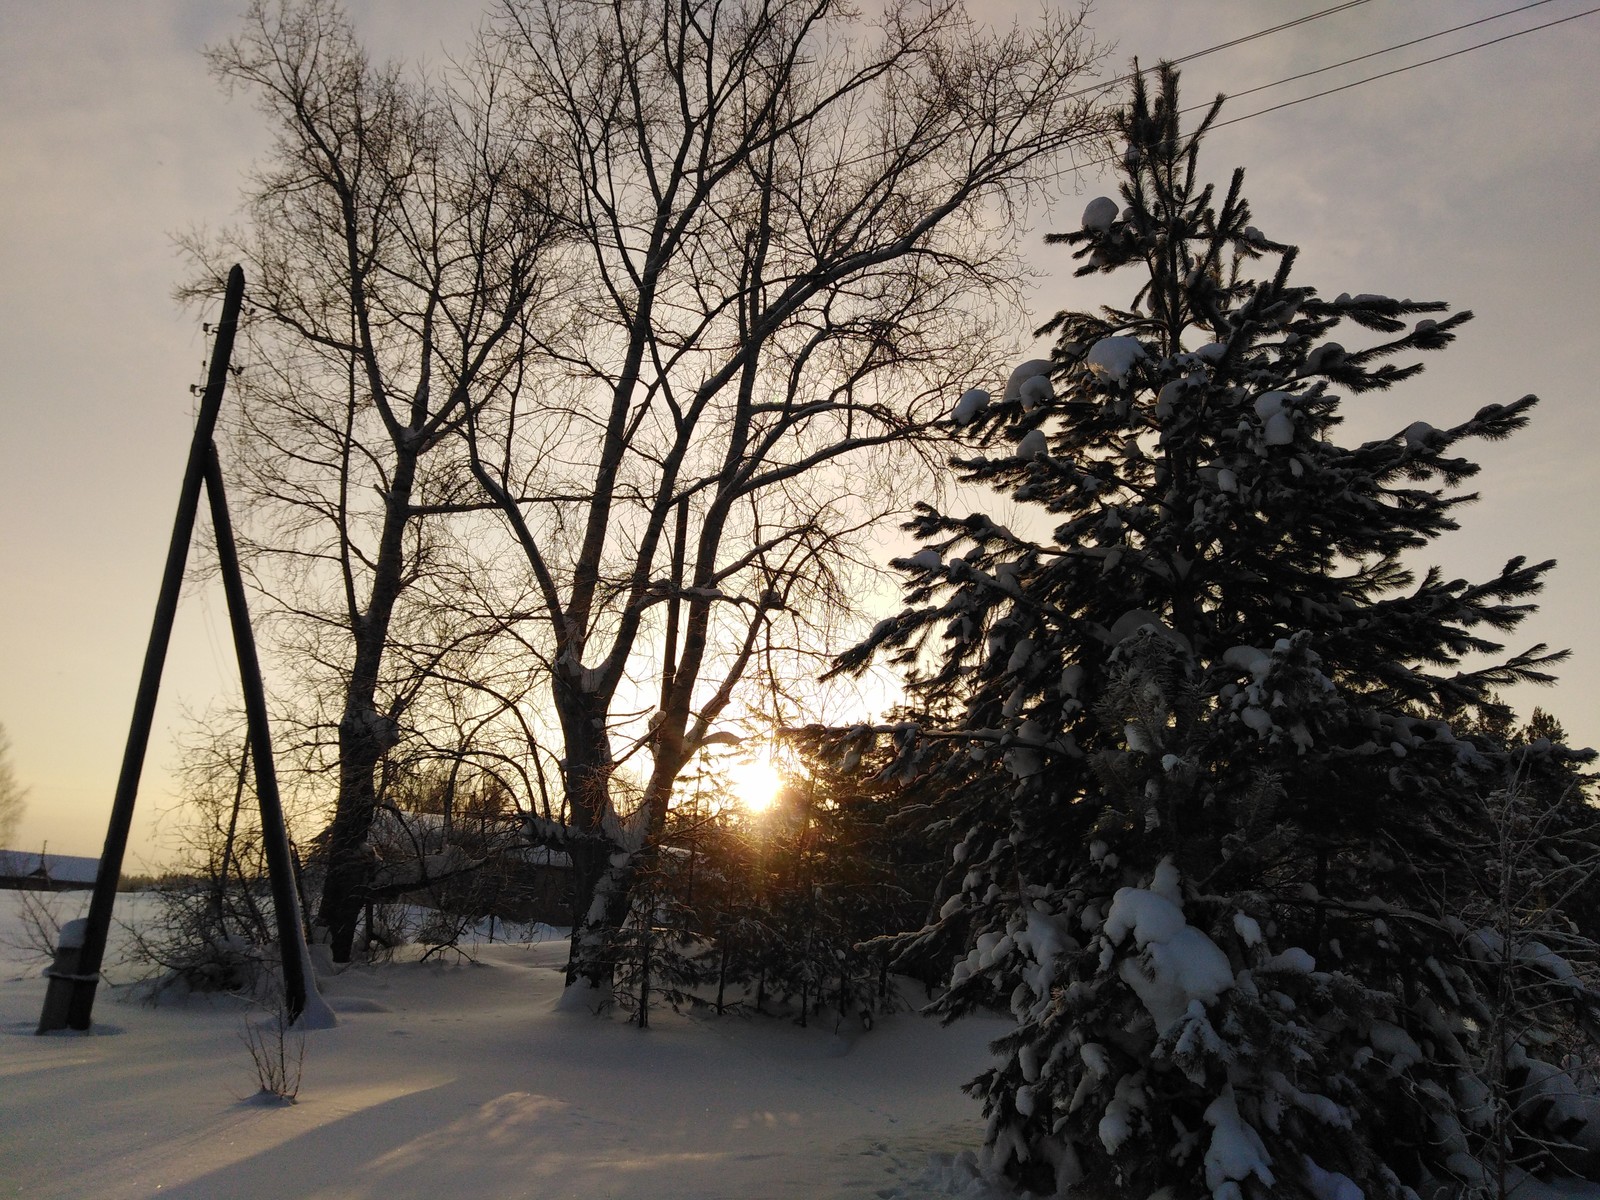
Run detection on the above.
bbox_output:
[192,0,1109,975]
[187,0,563,960]
[470,0,1110,989]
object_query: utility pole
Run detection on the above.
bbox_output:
[38,266,331,1032]
[201,440,326,1024]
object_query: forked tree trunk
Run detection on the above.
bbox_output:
[559,680,697,990]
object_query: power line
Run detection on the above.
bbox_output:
[1063,0,1376,102]
[1213,0,1565,107]
[1066,2,1600,174]
[1211,4,1600,132]
[1168,0,1376,69]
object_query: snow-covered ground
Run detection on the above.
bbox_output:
[0,891,1009,1200]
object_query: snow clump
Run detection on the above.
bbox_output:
[1204,1085,1277,1197]
[1252,391,1295,445]
[1102,864,1235,1033]
[1019,374,1053,410]
[1402,420,1436,450]
[1302,1156,1364,1200]
[1084,336,1145,382]
[1082,195,1120,232]
[1003,359,1054,406]
[952,387,989,426]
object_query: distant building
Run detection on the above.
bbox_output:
[0,850,99,892]
[333,809,574,926]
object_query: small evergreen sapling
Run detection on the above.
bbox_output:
[842,66,1600,1198]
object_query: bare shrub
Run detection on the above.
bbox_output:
[124,876,276,1000]
[241,984,305,1104]
[0,884,70,968]
[128,718,298,1000]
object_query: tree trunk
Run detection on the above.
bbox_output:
[318,708,395,960]
[315,451,417,962]
[560,690,696,991]
[556,681,629,990]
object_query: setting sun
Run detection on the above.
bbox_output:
[729,758,784,813]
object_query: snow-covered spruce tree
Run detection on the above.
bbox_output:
[838,67,1600,1198]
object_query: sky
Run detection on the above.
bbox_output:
[2,0,1597,864]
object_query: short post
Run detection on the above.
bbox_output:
[37,919,91,1032]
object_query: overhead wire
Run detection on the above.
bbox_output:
[1060,0,1377,103]
[1164,0,1377,68]
[1210,3,1600,131]
[1209,0,1566,108]
[1063,1,1600,172]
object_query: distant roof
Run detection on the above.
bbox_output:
[0,850,100,884]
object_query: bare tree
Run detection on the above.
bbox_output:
[469,0,1111,988]
[126,712,281,996]
[1462,763,1600,1194]
[186,0,564,960]
[0,722,26,848]
[190,0,1108,976]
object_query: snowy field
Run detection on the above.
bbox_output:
[0,890,1011,1200]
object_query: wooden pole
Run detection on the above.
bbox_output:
[39,266,246,1033]
[201,442,315,1024]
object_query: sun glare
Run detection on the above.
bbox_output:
[730,758,784,814]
